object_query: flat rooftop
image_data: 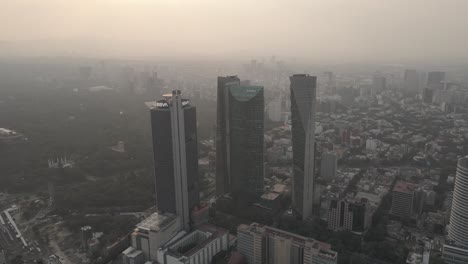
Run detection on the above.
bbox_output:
[238,223,337,259]
[165,224,228,258]
[355,191,381,206]
[0,128,20,136]
[136,212,176,232]
[261,192,280,201]
[393,181,417,193]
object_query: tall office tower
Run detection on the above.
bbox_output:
[237,223,338,264]
[404,69,420,93]
[0,249,5,264]
[150,90,199,231]
[390,181,419,219]
[443,157,468,264]
[323,71,336,94]
[216,76,240,196]
[79,66,93,81]
[290,74,317,220]
[371,75,386,95]
[423,88,434,103]
[320,152,337,181]
[427,71,445,89]
[216,76,264,196]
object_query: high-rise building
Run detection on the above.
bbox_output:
[79,66,93,81]
[423,88,434,103]
[443,157,468,264]
[150,91,199,230]
[390,181,418,219]
[404,69,420,93]
[320,152,337,181]
[80,225,93,250]
[237,223,338,264]
[216,76,240,196]
[327,199,352,232]
[216,76,264,196]
[323,71,336,95]
[372,75,386,95]
[290,74,317,220]
[427,71,445,89]
[0,248,6,264]
[327,198,370,233]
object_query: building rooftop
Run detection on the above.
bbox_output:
[238,223,337,260]
[0,128,23,139]
[136,212,177,232]
[0,128,16,135]
[123,246,144,259]
[261,192,280,201]
[393,181,417,194]
[355,192,382,206]
[164,224,228,258]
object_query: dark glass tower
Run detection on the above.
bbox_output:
[427,71,445,87]
[290,74,317,220]
[216,76,264,196]
[216,76,240,196]
[150,91,199,230]
[229,85,264,195]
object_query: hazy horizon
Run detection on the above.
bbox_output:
[2,0,468,63]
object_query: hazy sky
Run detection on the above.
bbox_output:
[1,0,468,62]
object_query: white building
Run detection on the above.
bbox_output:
[122,247,145,264]
[443,157,468,264]
[130,212,181,261]
[156,224,229,264]
[126,213,229,264]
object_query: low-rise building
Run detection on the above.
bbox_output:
[130,212,181,261]
[237,223,338,264]
[122,247,145,264]
[156,224,229,264]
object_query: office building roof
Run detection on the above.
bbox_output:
[136,212,177,232]
[393,180,417,193]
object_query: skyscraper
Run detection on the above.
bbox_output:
[290,74,317,220]
[150,90,199,230]
[443,157,468,264]
[216,76,264,196]
[216,76,240,196]
[427,71,445,88]
[371,75,386,95]
[404,69,420,93]
[320,152,337,181]
[390,181,417,219]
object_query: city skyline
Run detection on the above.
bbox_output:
[1,1,468,262]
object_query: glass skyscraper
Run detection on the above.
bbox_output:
[216,76,264,196]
